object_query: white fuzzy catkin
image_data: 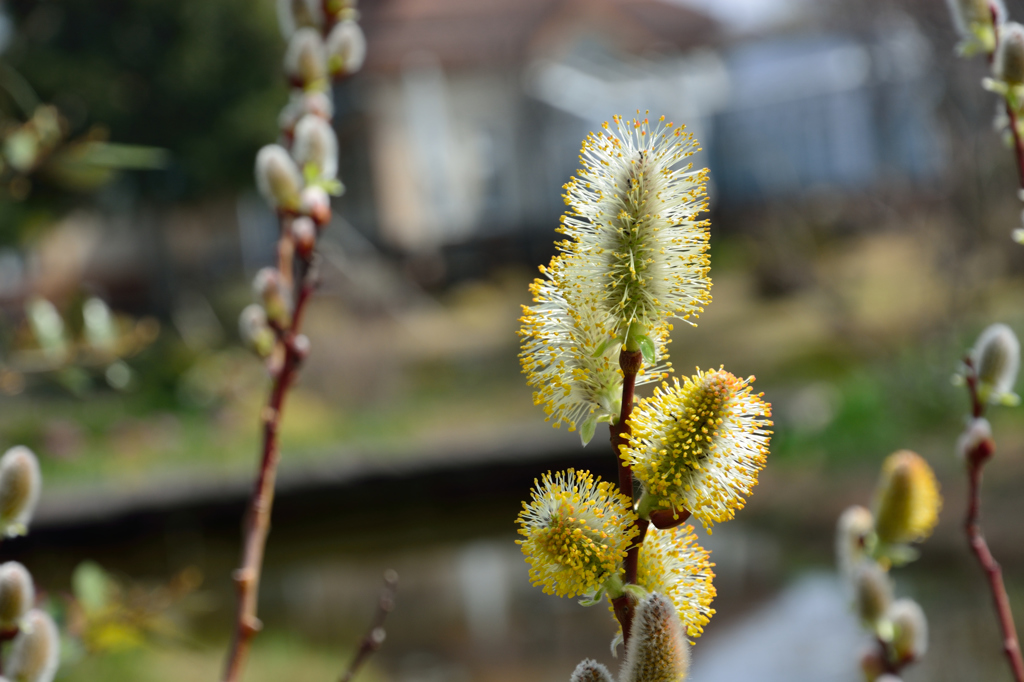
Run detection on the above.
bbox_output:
[956,417,993,460]
[292,115,338,181]
[0,447,40,537]
[284,27,327,89]
[252,268,291,327]
[569,659,613,682]
[278,91,334,132]
[853,562,892,625]
[326,20,367,76]
[8,609,59,682]
[621,593,690,682]
[947,0,1003,37]
[0,562,34,630]
[255,145,303,210]
[888,598,928,661]
[971,323,1019,402]
[835,505,874,581]
[276,0,323,38]
[997,22,1024,83]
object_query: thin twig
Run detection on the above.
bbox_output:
[963,357,1024,682]
[221,239,317,682]
[338,571,398,682]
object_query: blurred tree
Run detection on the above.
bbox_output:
[1,0,285,237]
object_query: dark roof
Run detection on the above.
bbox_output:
[360,0,720,73]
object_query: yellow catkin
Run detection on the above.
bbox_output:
[873,450,941,546]
[516,469,637,598]
[622,368,772,529]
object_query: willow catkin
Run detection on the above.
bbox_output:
[0,562,34,629]
[0,447,40,537]
[8,609,59,682]
[621,593,690,682]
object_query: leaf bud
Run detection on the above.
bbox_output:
[621,593,690,682]
[0,447,41,538]
[300,186,331,226]
[853,562,892,626]
[252,268,291,329]
[0,562,33,630]
[326,20,366,77]
[292,114,338,182]
[284,28,328,91]
[971,323,1020,405]
[888,597,928,662]
[238,304,275,358]
[255,145,303,211]
[996,22,1024,84]
[8,609,59,682]
[569,659,613,682]
[291,216,317,258]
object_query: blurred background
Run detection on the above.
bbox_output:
[0,0,1022,679]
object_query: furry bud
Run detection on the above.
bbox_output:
[0,447,41,538]
[0,562,34,630]
[276,0,323,37]
[971,323,1020,404]
[326,20,367,76]
[621,593,690,682]
[569,659,613,682]
[238,304,275,358]
[300,186,331,225]
[291,216,317,257]
[957,417,993,462]
[873,450,941,547]
[888,598,928,662]
[255,145,303,211]
[278,91,334,133]
[8,609,59,682]
[284,28,327,90]
[252,268,291,329]
[853,562,892,626]
[292,115,338,182]
[997,23,1024,83]
[947,0,1004,54]
[836,505,874,579]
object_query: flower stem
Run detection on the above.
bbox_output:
[963,358,1024,682]
[609,348,644,644]
[221,231,316,682]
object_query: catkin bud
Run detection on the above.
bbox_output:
[621,593,690,682]
[997,23,1024,84]
[8,609,59,682]
[836,505,874,579]
[873,450,941,547]
[238,304,275,358]
[278,91,334,133]
[888,598,928,662]
[0,447,41,538]
[284,28,327,90]
[291,216,317,257]
[956,417,993,462]
[0,562,34,630]
[326,20,367,77]
[252,268,291,329]
[292,115,338,182]
[947,0,1004,45]
[971,323,1020,404]
[300,185,331,226]
[853,562,892,626]
[255,145,303,211]
[569,659,613,682]
[276,0,323,38]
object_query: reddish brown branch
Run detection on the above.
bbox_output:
[609,349,644,644]
[962,356,1024,682]
[338,571,398,682]
[221,246,318,682]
